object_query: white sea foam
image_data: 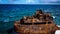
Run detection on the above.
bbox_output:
[52,16,55,19]
[57,25,60,27]
[55,25,60,34]
[55,30,60,34]
[3,19,9,22]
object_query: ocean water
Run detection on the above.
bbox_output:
[0,4,60,34]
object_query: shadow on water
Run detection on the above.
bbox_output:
[0,21,18,34]
[6,27,18,34]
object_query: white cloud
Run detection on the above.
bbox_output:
[25,0,37,4]
[26,0,34,3]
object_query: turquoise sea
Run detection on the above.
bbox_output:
[0,4,60,34]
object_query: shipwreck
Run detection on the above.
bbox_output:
[14,9,60,34]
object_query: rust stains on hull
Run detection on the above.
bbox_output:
[14,9,60,34]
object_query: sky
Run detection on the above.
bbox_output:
[0,0,60,4]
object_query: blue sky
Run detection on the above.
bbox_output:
[0,0,60,4]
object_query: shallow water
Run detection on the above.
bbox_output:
[0,4,60,34]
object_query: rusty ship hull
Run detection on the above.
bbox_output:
[14,21,60,34]
[14,9,60,34]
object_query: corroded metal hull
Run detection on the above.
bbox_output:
[14,21,60,34]
[14,9,60,34]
